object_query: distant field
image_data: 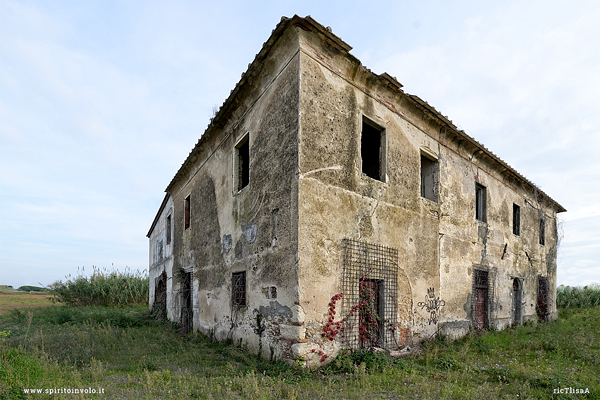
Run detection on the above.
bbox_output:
[0,292,56,316]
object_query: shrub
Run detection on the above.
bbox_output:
[16,286,46,292]
[48,266,148,307]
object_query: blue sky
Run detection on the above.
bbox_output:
[1,0,598,289]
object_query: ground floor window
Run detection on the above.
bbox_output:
[232,271,247,307]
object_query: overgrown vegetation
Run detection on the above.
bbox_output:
[557,284,600,308]
[1,301,599,399]
[16,286,46,293]
[48,266,148,307]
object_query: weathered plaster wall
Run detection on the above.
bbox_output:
[167,26,302,360]
[438,135,559,337]
[148,195,175,320]
[295,29,442,364]
[293,25,560,364]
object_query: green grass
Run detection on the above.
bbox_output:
[48,266,148,307]
[1,304,599,399]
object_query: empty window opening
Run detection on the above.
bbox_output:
[512,278,522,326]
[473,269,489,330]
[475,183,487,222]
[166,214,172,245]
[420,154,437,202]
[232,271,247,307]
[539,218,545,245]
[235,135,250,191]
[184,196,191,230]
[537,276,549,321]
[361,119,385,181]
[341,239,398,349]
[513,204,520,236]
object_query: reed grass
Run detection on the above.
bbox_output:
[556,283,600,308]
[48,266,148,307]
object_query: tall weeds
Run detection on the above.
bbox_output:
[556,283,600,308]
[48,266,148,307]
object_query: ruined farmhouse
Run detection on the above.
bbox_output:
[147,15,565,365]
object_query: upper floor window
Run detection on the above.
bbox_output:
[539,218,545,245]
[512,204,520,236]
[475,183,487,222]
[234,134,250,192]
[184,195,191,230]
[361,118,386,182]
[166,214,172,244]
[420,154,438,202]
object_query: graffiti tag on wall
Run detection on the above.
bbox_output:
[417,287,445,325]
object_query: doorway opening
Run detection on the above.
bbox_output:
[359,278,384,348]
[537,276,549,321]
[512,278,522,326]
[152,271,167,320]
[181,272,193,334]
[473,269,489,330]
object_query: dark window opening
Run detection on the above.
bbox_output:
[537,276,549,321]
[232,271,246,307]
[513,204,520,236]
[539,218,545,245]
[236,136,249,191]
[166,214,172,245]
[420,155,437,202]
[184,196,190,230]
[475,183,487,222]
[361,119,384,181]
[473,269,489,330]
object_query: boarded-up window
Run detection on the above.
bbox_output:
[232,271,246,307]
[513,204,520,236]
[475,183,487,222]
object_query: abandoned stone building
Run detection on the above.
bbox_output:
[147,15,565,365]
